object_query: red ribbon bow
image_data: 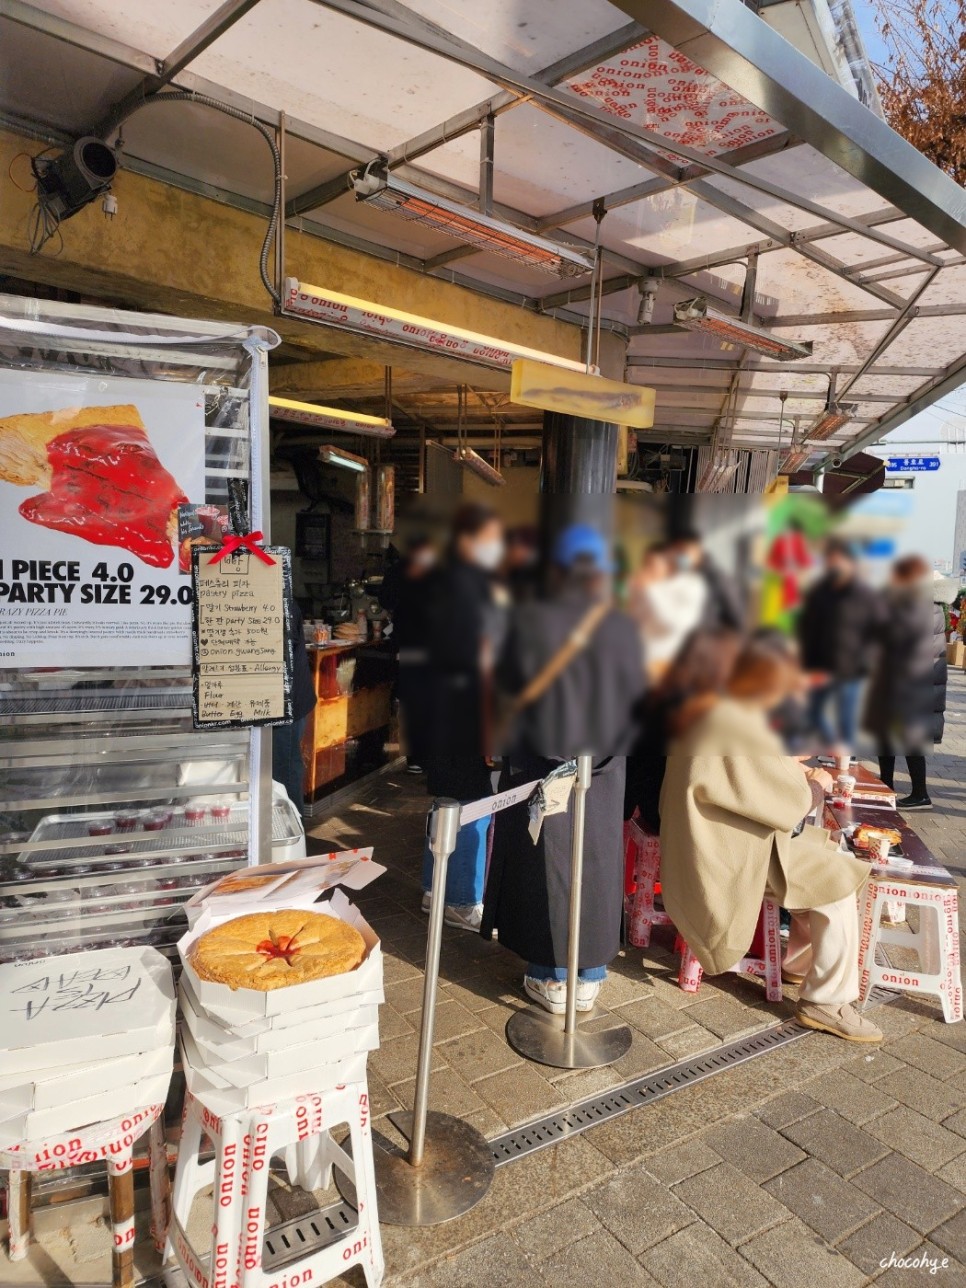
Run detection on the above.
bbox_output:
[209,529,276,566]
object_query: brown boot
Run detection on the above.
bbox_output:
[796,1001,882,1043]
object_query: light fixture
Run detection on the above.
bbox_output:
[697,450,739,493]
[673,298,813,361]
[284,279,587,374]
[319,444,369,474]
[269,395,395,438]
[454,446,506,487]
[806,401,857,441]
[351,163,595,278]
[33,137,118,221]
[780,447,812,472]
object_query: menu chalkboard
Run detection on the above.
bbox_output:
[191,544,294,729]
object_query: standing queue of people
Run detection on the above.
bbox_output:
[390,509,947,1044]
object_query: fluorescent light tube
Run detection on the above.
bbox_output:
[269,395,394,438]
[454,446,506,486]
[319,444,369,473]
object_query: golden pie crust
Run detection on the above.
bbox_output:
[191,909,366,991]
[0,404,144,487]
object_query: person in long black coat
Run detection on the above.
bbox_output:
[420,503,508,929]
[862,554,948,810]
[482,524,646,1015]
[381,534,438,773]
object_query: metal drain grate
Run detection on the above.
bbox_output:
[262,1199,359,1272]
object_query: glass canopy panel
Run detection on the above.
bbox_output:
[566,191,763,264]
[37,0,229,59]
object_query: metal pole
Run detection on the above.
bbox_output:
[563,754,591,1035]
[409,798,459,1167]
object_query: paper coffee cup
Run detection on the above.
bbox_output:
[835,754,851,773]
[836,773,856,800]
[877,836,891,860]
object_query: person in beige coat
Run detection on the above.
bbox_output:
[660,641,881,1043]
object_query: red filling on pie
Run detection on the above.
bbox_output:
[19,424,187,568]
[255,934,300,964]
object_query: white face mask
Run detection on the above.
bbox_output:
[411,548,436,569]
[472,537,505,571]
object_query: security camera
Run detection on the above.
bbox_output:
[830,454,844,468]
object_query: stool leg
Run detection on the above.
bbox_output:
[236,1115,270,1288]
[678,943,703,994]
[921,898,942,977]
[165,1095,208,1269]
[7,1171,31,1261]
[346,1084,384,1288]
[761,900,783,1003]
[941,891,963,1024]
[147,1117,171,1254]
[107,1151,136,1288]
[857,884,880,1006]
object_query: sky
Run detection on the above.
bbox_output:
[839,1,966,568]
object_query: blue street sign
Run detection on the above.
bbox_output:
[885,455,941,472]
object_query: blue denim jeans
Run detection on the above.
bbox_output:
[422,809,488,906]
[808,679,862,746]
[526,964,607,982]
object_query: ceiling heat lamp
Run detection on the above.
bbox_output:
[284,279,587,374]
[780,446,813,472]
[351,163,595,278]
[806,401,857,441]
[454,446,506,487]
[269,396,395,438]
[673,299,813,362]
[319,444,369,474]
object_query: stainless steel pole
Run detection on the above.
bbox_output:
[408,798,460,1168]
[564,754,592,1036]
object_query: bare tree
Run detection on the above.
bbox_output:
[870,0,966,184]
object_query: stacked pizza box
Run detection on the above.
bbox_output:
[0,946,175,1142]
[176,851,385,1113]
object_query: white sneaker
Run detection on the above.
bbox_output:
[576,979,602,1011]
[524,976,567,1014]
[443,903,483,932]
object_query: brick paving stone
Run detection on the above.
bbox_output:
[865,1105,966,1170]
[436,1026,521,1082]
[930,1208,966,1263]
[613,996,695,1041]
[381,951,422,985]
[804,1068,898,1125]
[851,1154,963,1234]
[645,973,708,1011]
[643,1138,722,1187]
[605,1027,671,1080]
[547,1063,623,1100]
[671,1162,789,1246]
[842,1049,905,1083]
[756,1090,822,1130]
[654,1024,720,1061]
[780,1109,889,1178]
[582,1166,695,1254]
[510,1197,598,1261]
[389,1066,489,1121]
[422,998,485,1042]
[678,995,771,1040]
[935,1150,966,1192]
[835,1212,921,1278]
[875,1065,965,1122]
[927,1019,966,1055]
[762,1158,879,1243]
[472,1062,568,1126]
[541,1230,659,1288]
[384,975,430,1015]
[705,1115,806,1183]
[738,1216,865,1288]
[378,1004,415,1041]
[942,1107,966,1138]
[640,1223,770,1288]
[405,1231,546,1288]
[885,1032,966,1081]
[369,1031,447,1087]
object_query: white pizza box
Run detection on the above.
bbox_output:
[187,1021,379,1086]
[0,1046,172,1114]
[1,946,176,1076]
[179,968,383,1036]
[183,848,384,930]
[0,1071,172,1145]
[179,981,380,1057]
[180,1030,368,1111]
[179,889,382,1019]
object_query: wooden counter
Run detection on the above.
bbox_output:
[301,640,394,806]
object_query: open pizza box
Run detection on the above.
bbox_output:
[1,946,176,1078]
[178,850,385,1020]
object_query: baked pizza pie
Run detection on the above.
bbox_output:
[190,909,366,990]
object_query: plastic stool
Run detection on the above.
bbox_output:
[624,820,672,949]
[167,1080,383,1288]
[858,877,963,1023]
[678,900,784,1003]
[2,1105,169,1287]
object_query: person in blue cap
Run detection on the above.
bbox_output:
[481,522,646,1013]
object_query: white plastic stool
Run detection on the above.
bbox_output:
[2,1104,169,1288]
[167,1081,383,1288]
[858,876,963,1023]
[678,900,785,1004]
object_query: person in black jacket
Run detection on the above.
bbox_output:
[863,555,948,809]
[272,598,317,815]
[797,538,882,748]
[381,534,438,774]
[482,524,646,1014]
[668,529,745,631]
[420,503,508,930]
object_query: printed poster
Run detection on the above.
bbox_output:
[0,368,205,667]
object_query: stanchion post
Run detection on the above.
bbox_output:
[505,753,632,1070]
[408,798,460,1167]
